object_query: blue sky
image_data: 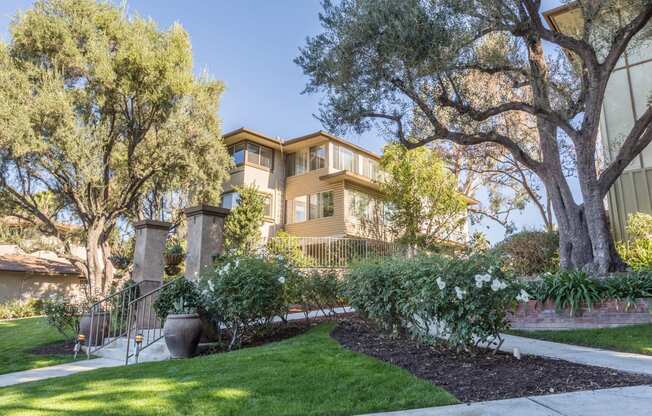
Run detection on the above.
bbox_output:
[0,0,563,243]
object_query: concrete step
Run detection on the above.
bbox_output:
[85,333,171,364]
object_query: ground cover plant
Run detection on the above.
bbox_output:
[0,317,76,375]
[0,298,43,320]
[0,323,457,416]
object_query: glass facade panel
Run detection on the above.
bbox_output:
[229,143,245,165]
[260,146,273,169]
[629,61,652,168]
[321,191,334,217]
[334,144,354,171]
[263,194,272,217]
[309,193,319,219]
[627,25,652,64]
[603,70,634,153]
[294,198,306,223]
[247,142,261,165]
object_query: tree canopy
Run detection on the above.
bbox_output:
[297,0,652,273]
[0,0,231,295]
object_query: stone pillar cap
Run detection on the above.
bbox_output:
[183,204,230,218]
[133,219,173,230]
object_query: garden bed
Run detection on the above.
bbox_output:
[331,317,652,402]
[29,339,76,356]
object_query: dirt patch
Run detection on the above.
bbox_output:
[30,340,76,356]
[331,317,652,403]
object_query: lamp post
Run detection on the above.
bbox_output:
[74,334,86,360]
[134,334,143,364]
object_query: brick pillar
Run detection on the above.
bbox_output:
[184,205,229,281]
[132,220,171,293]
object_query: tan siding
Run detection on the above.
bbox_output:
[0,271,84,302]
[285,182,346,237]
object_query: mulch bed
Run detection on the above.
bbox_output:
[331,317,652,403]
[199,314,349,355]
[30,340,76,356]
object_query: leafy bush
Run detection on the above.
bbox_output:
[494,230,559,276]
[345,255,525,352]
[0,298,43,320]
[286,269,344,318]
[199,255,288,349]
[599,272,652,308]
[42,294,84,340]
[522,270,652,313]
[223,185,266,255]
[153,278,202,319]
[616,213,652,271]
[266,231,315,267]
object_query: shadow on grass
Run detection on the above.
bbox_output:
[0,323,457,416]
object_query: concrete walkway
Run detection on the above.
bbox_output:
[496,333,652,375]
[360,385,652,415]
[0,358,122,388]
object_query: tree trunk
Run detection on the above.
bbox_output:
[84,218,114,299]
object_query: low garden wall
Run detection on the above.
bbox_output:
[509,299,652,330]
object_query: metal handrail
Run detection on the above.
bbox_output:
[86,281,141,359]
[124,276,183,364]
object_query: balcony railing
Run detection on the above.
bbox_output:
[265,236,405,268]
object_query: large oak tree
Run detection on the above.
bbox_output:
[0,0,231,296]
[296,0,652,273]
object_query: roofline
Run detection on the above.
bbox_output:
[222,127,283,146]
[543,2,578,32]
[285,130,381,160]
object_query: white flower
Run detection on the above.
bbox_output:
[474,273,491,288]
[278,276,285,284]
[276,255,285,262]
[207,280,214,292]
[454,286,466,300]
[436,277,446,290]
[516,289,530,303]
[234,259,240,268]
[491,279,505,292]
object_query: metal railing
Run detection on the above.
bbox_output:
[124,276,182,364]
[85,282,141,358]
[266,236,405,268]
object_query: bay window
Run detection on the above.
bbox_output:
[228,141,273,169]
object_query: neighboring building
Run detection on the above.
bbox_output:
[221,128,474,243]
[545,4,652,240]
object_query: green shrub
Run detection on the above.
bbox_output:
[542,271,601,316]
[600,272,652,308]
[42,294,84,340]
[617,213,652,272]
[153,278,202,319]
[345,255,525,351]
[494,230,559,276]
[266,231,315,267]
[199,255,288,349]
[287,269,345,318]
[0,298,43,320]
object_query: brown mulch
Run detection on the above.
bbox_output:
[30,340,76,356]
[331,317,652,403]
[199,314,349,355]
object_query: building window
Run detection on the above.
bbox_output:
[309,144,326,170]
[263,194,272,217]
[286,151,307,176]
[220,191,240,210]
[294,198,306,223]
[333,144,355,171]
[228,141,273,170]
[228,143,245,166]
[309,191,334,220]
[361,157,381,180]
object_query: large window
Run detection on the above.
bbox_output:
[309,191,334,220]
[333,144,355,171]
[262,194,272,217]
[286,151,307,176]
[228,143,245,166]
[220,191,240,210]
[287,191,334,223]
[309,144,326,170]
[360,157,381,180]
[228,141,273,169]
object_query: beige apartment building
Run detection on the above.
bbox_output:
[221,128,471,243]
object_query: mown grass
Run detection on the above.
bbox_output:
[0,323,457,416]
[509,323,652,355]
[0,317,75,375]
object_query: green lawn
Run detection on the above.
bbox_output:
[0,317,76,375]
[509,323,652,356]
[0,323,457,416]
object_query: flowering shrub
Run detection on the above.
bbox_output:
[199,255,289,349]
[345,255,526,352]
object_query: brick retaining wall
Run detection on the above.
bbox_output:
[508,298,652,331]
